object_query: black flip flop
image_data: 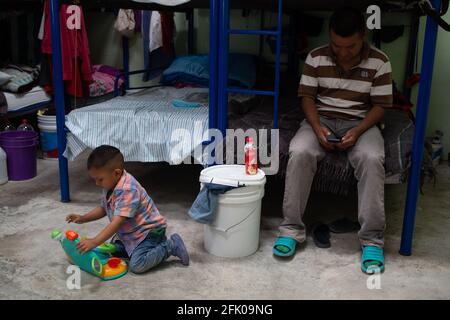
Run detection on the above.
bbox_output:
[311,223,331,248]
[328,218,360,234]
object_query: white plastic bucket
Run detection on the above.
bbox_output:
[200,165,266,258]
[37,115,58,160]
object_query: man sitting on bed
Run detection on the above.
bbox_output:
[272,7,392,274]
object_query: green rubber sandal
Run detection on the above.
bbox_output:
[361,245,385,274]
[272,237,297,257]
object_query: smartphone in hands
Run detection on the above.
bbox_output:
[326,136,341,143]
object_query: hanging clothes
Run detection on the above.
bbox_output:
[149,11,163,52]
[160,12,175,54]
[141,10,175,82]
[114,9,136,38]
[133,10,142,33]
[40,0,93,97]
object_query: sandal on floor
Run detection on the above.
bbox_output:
[272,236,297,257]
[361,245,385,274]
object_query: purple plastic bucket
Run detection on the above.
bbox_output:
[0,131,38,142]
[0,131,39,181]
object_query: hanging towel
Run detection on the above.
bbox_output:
[188,183,238,224]
[114,9,136,38]
[149,11,163,52]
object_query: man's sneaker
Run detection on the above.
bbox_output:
[170,233,190,266]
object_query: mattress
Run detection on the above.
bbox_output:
[64,86,253,164]
[3,86,51,113]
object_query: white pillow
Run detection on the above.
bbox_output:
[0,71,12,86]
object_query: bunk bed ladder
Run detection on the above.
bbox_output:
[217,0,283,135]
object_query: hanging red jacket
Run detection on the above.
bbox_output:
[160,12,175,55]
[41,0,92,97]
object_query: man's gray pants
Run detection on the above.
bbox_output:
[279,116,386,248]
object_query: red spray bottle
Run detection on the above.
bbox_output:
[245,136,258,175]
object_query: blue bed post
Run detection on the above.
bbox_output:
[205,0,219,166]
[122,36,130,90]
[217,0,230,136]
[209,0,219,132]
[273,0,283,129]
[400,0,441,256]
[49,0,70,202]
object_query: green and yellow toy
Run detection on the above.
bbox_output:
[51,229,128,281]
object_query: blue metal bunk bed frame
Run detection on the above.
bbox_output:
[1,101,52,119]
[48,0,443,256]
[400,0,441,256]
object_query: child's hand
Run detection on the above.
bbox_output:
[76,239,99,254]
[66,214,84,224]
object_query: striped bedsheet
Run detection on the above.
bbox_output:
[64,87,210,164]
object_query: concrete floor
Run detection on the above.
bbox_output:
[1,153,450,299]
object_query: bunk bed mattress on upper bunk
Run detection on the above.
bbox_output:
[64,86,251,164]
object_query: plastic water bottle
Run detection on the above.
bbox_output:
[244,136,258,175]
[3,123,15,131]
[0,146,7,185]
[17,119,34,131]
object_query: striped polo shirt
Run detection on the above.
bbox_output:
[298,43,393,119]
[101,170,167,256]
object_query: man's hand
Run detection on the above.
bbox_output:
[66,214,84,224]
[314,126,335,151]
[338,127,362,150]
[76,238,99,254]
